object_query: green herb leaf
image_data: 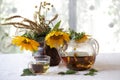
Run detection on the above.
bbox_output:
[65,70,77,74]
[53,20,61,31]
[21,68,35,76]
[58,72,66,75]
[69,29,86,40]
[84,72,95,76]
[89,68,98,72]
[58,70,77,75]
[84,68,98,76]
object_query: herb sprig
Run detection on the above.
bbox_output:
[84,68,98,76]
[21,68,35,76]
[58,70,77,75]
[69,29,86,40]
[58,68,98,76]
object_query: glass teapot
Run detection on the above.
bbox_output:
[60,38,99,71]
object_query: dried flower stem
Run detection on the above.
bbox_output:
[0,1,58,35]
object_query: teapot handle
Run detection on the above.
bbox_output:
[89,38,99,55]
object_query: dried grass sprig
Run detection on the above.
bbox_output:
[4,15,22,21]
[0,1,58,36]
[1,22,31,29]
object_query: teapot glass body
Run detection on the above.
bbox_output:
[61,38,99,71]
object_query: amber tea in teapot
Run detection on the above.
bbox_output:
[62,52,96,71]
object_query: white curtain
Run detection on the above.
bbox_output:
[0,0,120,53]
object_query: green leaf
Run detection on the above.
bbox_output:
[52,20,61,31]
[21,68,35,76]
[58,72,66,75]
[69,29,86,40]
[84,68,98,76]
[90,68,98,72]
[58,70,77,75]
[84,72,95,76]
[65,70,77,74]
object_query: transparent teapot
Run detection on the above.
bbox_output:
[61,38,99,71]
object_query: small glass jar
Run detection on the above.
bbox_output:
[28,55,50,74]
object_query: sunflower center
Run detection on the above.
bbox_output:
[50,35,63,40]
[23,39,30,44]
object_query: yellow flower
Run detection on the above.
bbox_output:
[75,35,89,43]
[12,36,40,52]
[45,31,70,48]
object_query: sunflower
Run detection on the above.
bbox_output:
[12,36,40,52]
[45,31,70,48]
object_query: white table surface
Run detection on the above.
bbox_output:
[0,53,120,80]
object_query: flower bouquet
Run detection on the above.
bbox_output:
[0,2,69,66]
